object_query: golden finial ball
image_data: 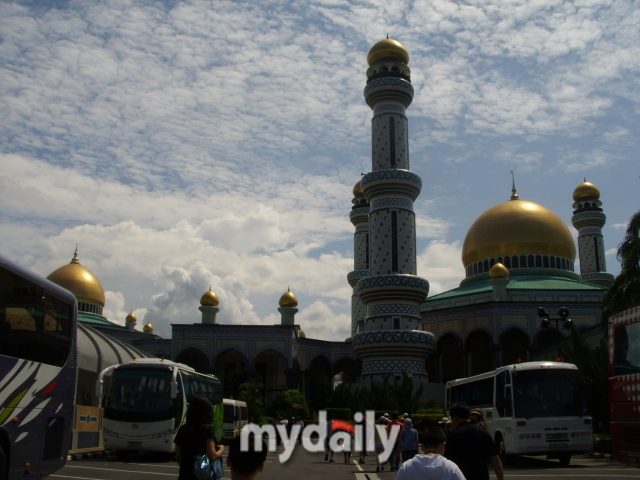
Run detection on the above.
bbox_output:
[279,290,298,307]
[572,181,600,202]
[143,323,154,333]
[125,312,137,323]
[200,289,220,307]
[489,263,509,279]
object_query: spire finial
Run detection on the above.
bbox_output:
[510,170,519,200]
[584,177,586,182]
[209,284,212,291]
[288,285,290,292]
[71,244,80,264]
[386,33,389,39]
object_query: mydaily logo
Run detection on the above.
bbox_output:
[240,410,401,463]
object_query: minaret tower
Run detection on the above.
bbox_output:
[199,287,220,324]
[571,181,614,286]
[352,38,435,383]
[347,180,369,336]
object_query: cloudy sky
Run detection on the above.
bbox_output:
[1,0,638,341]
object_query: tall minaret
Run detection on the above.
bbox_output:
[571,181,614,286]
[347,180,369,336]
[352,38,435,383]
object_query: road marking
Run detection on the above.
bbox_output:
[58,465,176,476]
[352,459,363,472]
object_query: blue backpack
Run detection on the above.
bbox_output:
[193,454,224,480]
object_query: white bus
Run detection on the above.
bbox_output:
[96,359,223,458]
[222,399,248,442]
[446,361,592,466]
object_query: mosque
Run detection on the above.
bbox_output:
[40,39,614,444]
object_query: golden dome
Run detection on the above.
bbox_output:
[489,263,509,279]
[279,288,298,307]
[299,330,306,338]
[367,38,409,66]
[125,312,137,323]
[46,248,106,307]
[200,287,219,307]
[572,181,600,201]
[462,198,576,267]
[143,323,153,333]
[353,180,363,197]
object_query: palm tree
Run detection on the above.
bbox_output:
[239,379,265,421]
[603,209,640,321]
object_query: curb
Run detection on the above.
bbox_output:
[588,452,614,460]
[67,450,114,461]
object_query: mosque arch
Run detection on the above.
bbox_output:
[333,356,359,384]
[466,329,493,376]
[500,328,530,366]
[214,348,248,400]
[254,348,288,407]
[307,355,333,410]
[438,333,464,383]
[175,346,209,374]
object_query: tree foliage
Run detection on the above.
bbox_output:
[271,389,310,420]
[239,379,265,420]
[603,209,640,321]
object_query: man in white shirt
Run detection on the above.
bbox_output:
[395,427,465,480]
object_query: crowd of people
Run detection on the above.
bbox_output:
[172,396,503,480]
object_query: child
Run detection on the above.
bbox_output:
[227,434,268,480]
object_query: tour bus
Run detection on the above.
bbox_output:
[222,399,248,441]
[446,361,592,466]
[609,306,640,467]
[0,255,78,479]
[97,359,223,458]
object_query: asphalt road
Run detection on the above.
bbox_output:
[49,448,639,480]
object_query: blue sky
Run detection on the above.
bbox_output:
[1,0,638,341]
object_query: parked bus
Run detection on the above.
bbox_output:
[0,255,78,479]
[222,399,248,442]
[97,359,223,458]
[609,306,640,467]
[446,361,592,466]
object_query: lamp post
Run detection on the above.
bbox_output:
[537,307,572,359]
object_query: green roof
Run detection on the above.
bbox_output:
[78,312,124,328]
[423,275,606,303]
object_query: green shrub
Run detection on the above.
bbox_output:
[259,416,275,426]
[325,408,350,420]
[410,414,444,431]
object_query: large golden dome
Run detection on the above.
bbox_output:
[572,181,600,201]
[47,248,106,306]
[367,38,409,66]
[462,198,576,267]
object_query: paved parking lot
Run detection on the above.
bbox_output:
[49,448,638,480]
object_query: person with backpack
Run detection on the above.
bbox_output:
[174,396,225,480]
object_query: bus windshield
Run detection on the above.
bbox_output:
[513,369,587,418]
[224,404,235,423]
[104,367,180,422]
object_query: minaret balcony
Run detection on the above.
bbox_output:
[352,329,435,360]
[364,77,414,109]
[347,270,369,287]
[356,274,429,305]
[361,169,422,202]
[349,207,370,225]
[571,211,606,229]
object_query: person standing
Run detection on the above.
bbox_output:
[398,419,419,463]
[469,410,487,431]
[387,413,403,471]
[325,413,335,462]
[174,396,225,480]
[395,427,466,480]
[445,403,504,480]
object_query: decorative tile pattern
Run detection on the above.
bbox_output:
[364,77,414,94]
[535,296,554,302]
[572,314,597,326]
[255,340,286,354]
[558,296,577,302]
[466,315,490,332]
[178,338,208,351]
[438,319,461,334]
[361,169,422,189]
[500,314,527,329]
[216,339,246,352]
[373,103,406,115]
[510,295,530,301]
[368,304,421,315]
[357,274,429,292]
[361,358,425,374]
[352,329,435,347]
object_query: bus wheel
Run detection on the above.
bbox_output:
[497,435,511,465]
[116,450,129,460]
[0,445,6,480]
[558,452,571,466]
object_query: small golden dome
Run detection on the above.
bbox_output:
[143,323,153,333]
[299,330,306,338]
[462,198,576,266]
[200,287,219,306]
[489,263,509,279]
[367,38,409,66]
[279,288,298,307]
[46,248,106,307]
[125,312,137,323]
[353,180,363,197]
[572,181,600,201]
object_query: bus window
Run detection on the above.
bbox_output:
[224,404,235,423]
[614,323,640,375]
[496,370,512,417]
[450,378,493,407]
[512,368,586,418]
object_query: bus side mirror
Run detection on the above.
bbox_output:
[170,381,178,399]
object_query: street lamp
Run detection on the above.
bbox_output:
[537,307,572,331]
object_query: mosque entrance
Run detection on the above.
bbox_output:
[467,330,493,376]
[254,350,287,408]
[214,349,247,400]
[439,334,464,383]
[332,356,359,384]
[175,347,208,374]
[501,328,530,366]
